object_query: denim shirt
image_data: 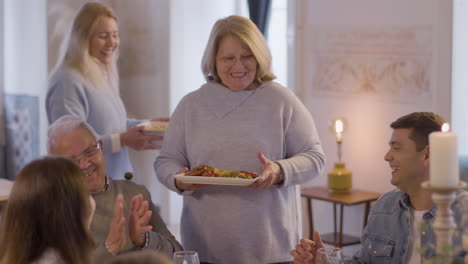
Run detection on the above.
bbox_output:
[346,189,466,264]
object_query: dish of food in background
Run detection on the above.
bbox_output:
[139,120,168,136]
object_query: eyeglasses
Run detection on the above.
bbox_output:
[70,142,101,165]
[217,54,257,67]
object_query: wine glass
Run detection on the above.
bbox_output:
[173,251,200,264]
[316,247,344,264]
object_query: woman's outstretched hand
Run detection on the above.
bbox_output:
[248,151,282,189]
[120,126,163,150]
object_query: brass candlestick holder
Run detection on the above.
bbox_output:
[421,180,467,262]
[328,118,352,193]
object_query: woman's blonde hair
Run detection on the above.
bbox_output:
[201,15,276,84]
[0,157,94,264]
[53,2,119,92]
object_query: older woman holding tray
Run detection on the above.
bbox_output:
[154,15,325,264]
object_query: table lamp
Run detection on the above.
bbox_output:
[328,117,352,193]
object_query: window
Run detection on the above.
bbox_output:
[267,0,288,87]
[452,0,468,154]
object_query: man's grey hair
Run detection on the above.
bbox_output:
[47,115,99,154]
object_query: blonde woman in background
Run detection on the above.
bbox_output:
[0,157,95,264]
[47,2,166,179]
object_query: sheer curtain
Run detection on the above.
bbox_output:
[0,0,5,179]
[1,0,46,180]
[0,93,4,179]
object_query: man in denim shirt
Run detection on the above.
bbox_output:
[291,112,467,264]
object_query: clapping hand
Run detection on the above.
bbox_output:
[129,194,153,247]
[105,194,126,254]
[249,151,282,189]
[290,231,325,264]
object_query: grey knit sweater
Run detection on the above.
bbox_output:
[155,81,325,263]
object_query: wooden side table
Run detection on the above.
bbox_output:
[301,186,381,248]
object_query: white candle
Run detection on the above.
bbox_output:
[429,123,459,188]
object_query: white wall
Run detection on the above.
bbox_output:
[295,0,452,254]
[452,0,468,155]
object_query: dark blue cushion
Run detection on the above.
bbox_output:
[460,155,468,183]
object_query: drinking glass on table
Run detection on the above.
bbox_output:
[173,251,200,264]
[316,247,344,264]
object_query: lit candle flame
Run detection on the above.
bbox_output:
[441,123,450,133]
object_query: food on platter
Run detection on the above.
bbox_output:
[186,164,258,180]
[174,174,256,186]
[140,121,168,130]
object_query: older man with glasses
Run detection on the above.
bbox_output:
[48,115,182,262]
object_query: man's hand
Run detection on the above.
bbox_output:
[249,151,282,189]
[129,194,153,247]
[290,231,324,264]
[105,194,126,254]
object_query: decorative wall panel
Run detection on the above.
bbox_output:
[3,94,39,179]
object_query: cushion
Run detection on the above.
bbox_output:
[460,155,468,183]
